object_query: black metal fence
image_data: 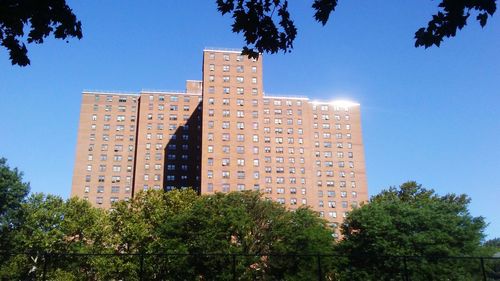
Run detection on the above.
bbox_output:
[1,252,499,280]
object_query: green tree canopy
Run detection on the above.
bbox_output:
[335,181,486,280]
[0,158,30,251]
[105,190,334,280]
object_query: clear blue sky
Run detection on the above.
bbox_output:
[0,1,498,238]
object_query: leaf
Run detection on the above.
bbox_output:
[312,0,338,25]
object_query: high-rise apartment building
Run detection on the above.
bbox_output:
[71,48,368,228]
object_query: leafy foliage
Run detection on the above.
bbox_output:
[0,161,493,280]
[335,181,487,280]
[0,0,82,66]
[216,0,297,59]
[415,0,497,48]
[217,0,497,57]
[0,158,30,253]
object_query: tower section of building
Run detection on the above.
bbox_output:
[71,93,139,208]
[306,101,368,229]
[133,86,202,194]
[200,49,264,193]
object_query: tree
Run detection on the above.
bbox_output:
[0,194,107,280]
[0,158,30,254]
[0,0,82,66]
[103,190,334,280]
[216,0,497,58]
[335,181,486,280]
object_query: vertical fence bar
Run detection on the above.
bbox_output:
[403,256,410,281]
[42,253,48,281]
[139,253,144,281]
[480,257,487,281]
[232,254,237,281]
[317,254,322,281]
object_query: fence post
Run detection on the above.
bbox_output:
[232,254,237,281]
[317,254,322,281]
[403,256,410,281]
[139,253,144,281]
[480,257,487,281]
[42,253,48,281]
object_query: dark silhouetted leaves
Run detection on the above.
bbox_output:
[415,0,496,48]
[312,0,338,25]
[216,0,297,59]
[217,0,496,56]
[0,0,82,66]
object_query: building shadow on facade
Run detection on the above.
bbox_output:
[163,101,202,193]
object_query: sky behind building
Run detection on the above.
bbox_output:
[0,1,498,238]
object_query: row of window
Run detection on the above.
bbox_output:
[146,95,196,103]
[145,124,196,131]
[86,164,133,173]
[145,133,189,141]
[91,124,136,132]
[88,134,134,142]
[312,104,350,112]
[313,113,350,121]
[88,144,134,152]
[95,95,135,103]
[208,64,257,73]
[207,52,257,62]
[93,104,137,112]
[263,99,303,106]
[144,175,189,181]
[83,185,131,194]
[84,175,131,184]
[208,109,250,118]
[87,154,133,162]
[208,75,258,84]
[206,98,258,106]
[207,86,258,95]
[144,153,190,161]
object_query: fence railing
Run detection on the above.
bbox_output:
[1,252,499,281]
